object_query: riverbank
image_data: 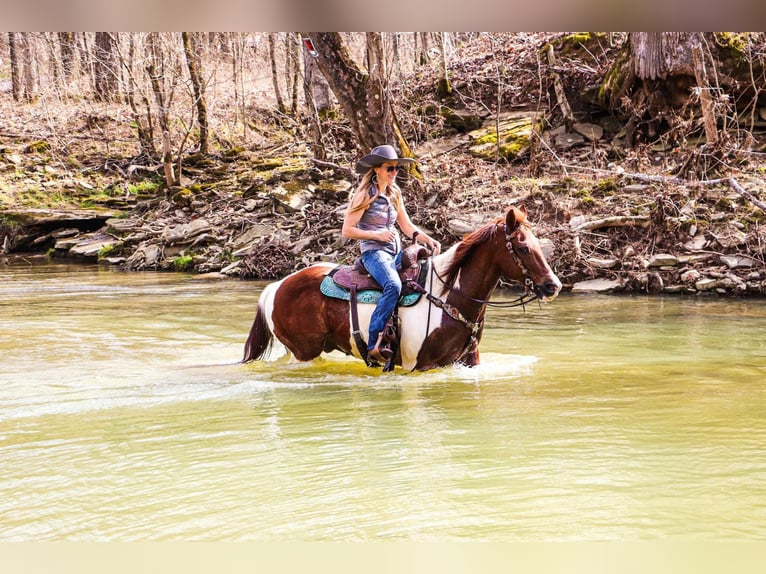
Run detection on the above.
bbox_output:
[2,140,765,297]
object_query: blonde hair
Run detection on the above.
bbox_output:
[346,168,402,215]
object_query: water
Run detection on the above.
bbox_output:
[1,260,765,541]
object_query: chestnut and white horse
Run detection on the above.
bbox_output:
[243,205,561,371]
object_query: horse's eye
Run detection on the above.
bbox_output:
[518,245,530,255]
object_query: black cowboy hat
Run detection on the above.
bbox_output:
[355,144,416,174]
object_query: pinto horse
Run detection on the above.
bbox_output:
[243,205,562,371]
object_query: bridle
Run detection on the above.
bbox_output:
[423,222,540,312]
[404,222,541,364]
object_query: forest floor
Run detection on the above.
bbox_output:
[2,33,766,297]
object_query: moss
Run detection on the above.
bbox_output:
[593,178,619,195]
[252,159,285,171]
[714,32,749,53]
[171,187,193,206]
[280,179,307,193]
[469,113,543,161]
[222,146,245,158]
[24,140,51,154]
[173,254,194,271]
[97,244,116,259]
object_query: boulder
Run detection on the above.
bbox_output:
[572,278,622,292]
[68,232,121,259]
[648,254,679,267]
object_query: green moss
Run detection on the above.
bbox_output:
[171,187,193,206]
[593,178,618,195]
[173,254,193,271]
[252,159,285,171]
[469,113,543,161]
[24,140,51,154]
[97,244,116,259]
[714,32,749,53]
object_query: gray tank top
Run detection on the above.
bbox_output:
[357,188,400,255]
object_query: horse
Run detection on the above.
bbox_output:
[243,205,562,372]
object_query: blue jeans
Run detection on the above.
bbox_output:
[361,249,402,351]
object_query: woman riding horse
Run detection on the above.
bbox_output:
[341,144,441,365]
[243,200,562,372]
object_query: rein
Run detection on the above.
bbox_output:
[404,220,543,365]
[425,223,540,310]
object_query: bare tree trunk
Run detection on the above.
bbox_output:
[8,33,23,101]
[20,33,37,102]
[691,40,719,145]
[119,33,156,158]
[94,32,119,101]
[301,32,408,155]
[303,36,332,113]
[437,32,452,97]
[269,33,286,114]
[289,33,300,117]
[58,32,76,84]
[182,31,209,154]
[417,32,431,65]
[145,33,170,138]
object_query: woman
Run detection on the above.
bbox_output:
[342,144,441,365]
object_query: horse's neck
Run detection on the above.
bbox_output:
[433,244,500,302]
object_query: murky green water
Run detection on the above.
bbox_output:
[1,261,765,541]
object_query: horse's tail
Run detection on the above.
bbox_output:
[242,304,273,362]
[242,284,278,362]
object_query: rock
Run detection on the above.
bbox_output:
[106,217,141,233]
[572,278,622,292]
[720,255,754,269]
[648,254,679,267]
[573,122,603,141]
[695,278,719,291]
[270,186,311,213]
[683,234,708,251]
[162,218,212,244]
[587,257,619,269]
[714,225,747,248]
[448,215,484,235]
[552,131,585,150]
[468,111,543,160]
[68,232,121,259]
[229,224,272,251]
[680,269,701,283]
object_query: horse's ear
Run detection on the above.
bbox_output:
[506,205,527,231]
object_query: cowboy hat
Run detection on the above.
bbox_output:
[355,144,416,174]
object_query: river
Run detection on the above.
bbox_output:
[1,260,765,541]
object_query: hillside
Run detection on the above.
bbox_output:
[2,32,766,296]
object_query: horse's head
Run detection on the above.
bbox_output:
[500,205,562,301]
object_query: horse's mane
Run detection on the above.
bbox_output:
[442,219,502,288]
[441,208,531,288]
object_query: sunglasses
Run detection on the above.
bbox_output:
[384,165,401,173]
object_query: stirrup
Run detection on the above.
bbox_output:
[367,333,393,366]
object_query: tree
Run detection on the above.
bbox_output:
[300,32,407,154]
[58,32,76,84]
[268,33,286,114]
[8,33,23,101]
[600,32,729,145]
[94,32,119,101]
[182,32,209,154]
[8,33,36,102]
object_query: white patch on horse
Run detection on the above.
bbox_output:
[345,251,457,370]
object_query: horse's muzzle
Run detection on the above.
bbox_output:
[535,279,562,300]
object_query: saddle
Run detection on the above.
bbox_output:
[320,244,431,372]
[321,244,430,305]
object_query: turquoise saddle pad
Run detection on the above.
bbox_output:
[320,275,422,307]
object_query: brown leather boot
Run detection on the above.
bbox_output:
[367,332,393,365]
